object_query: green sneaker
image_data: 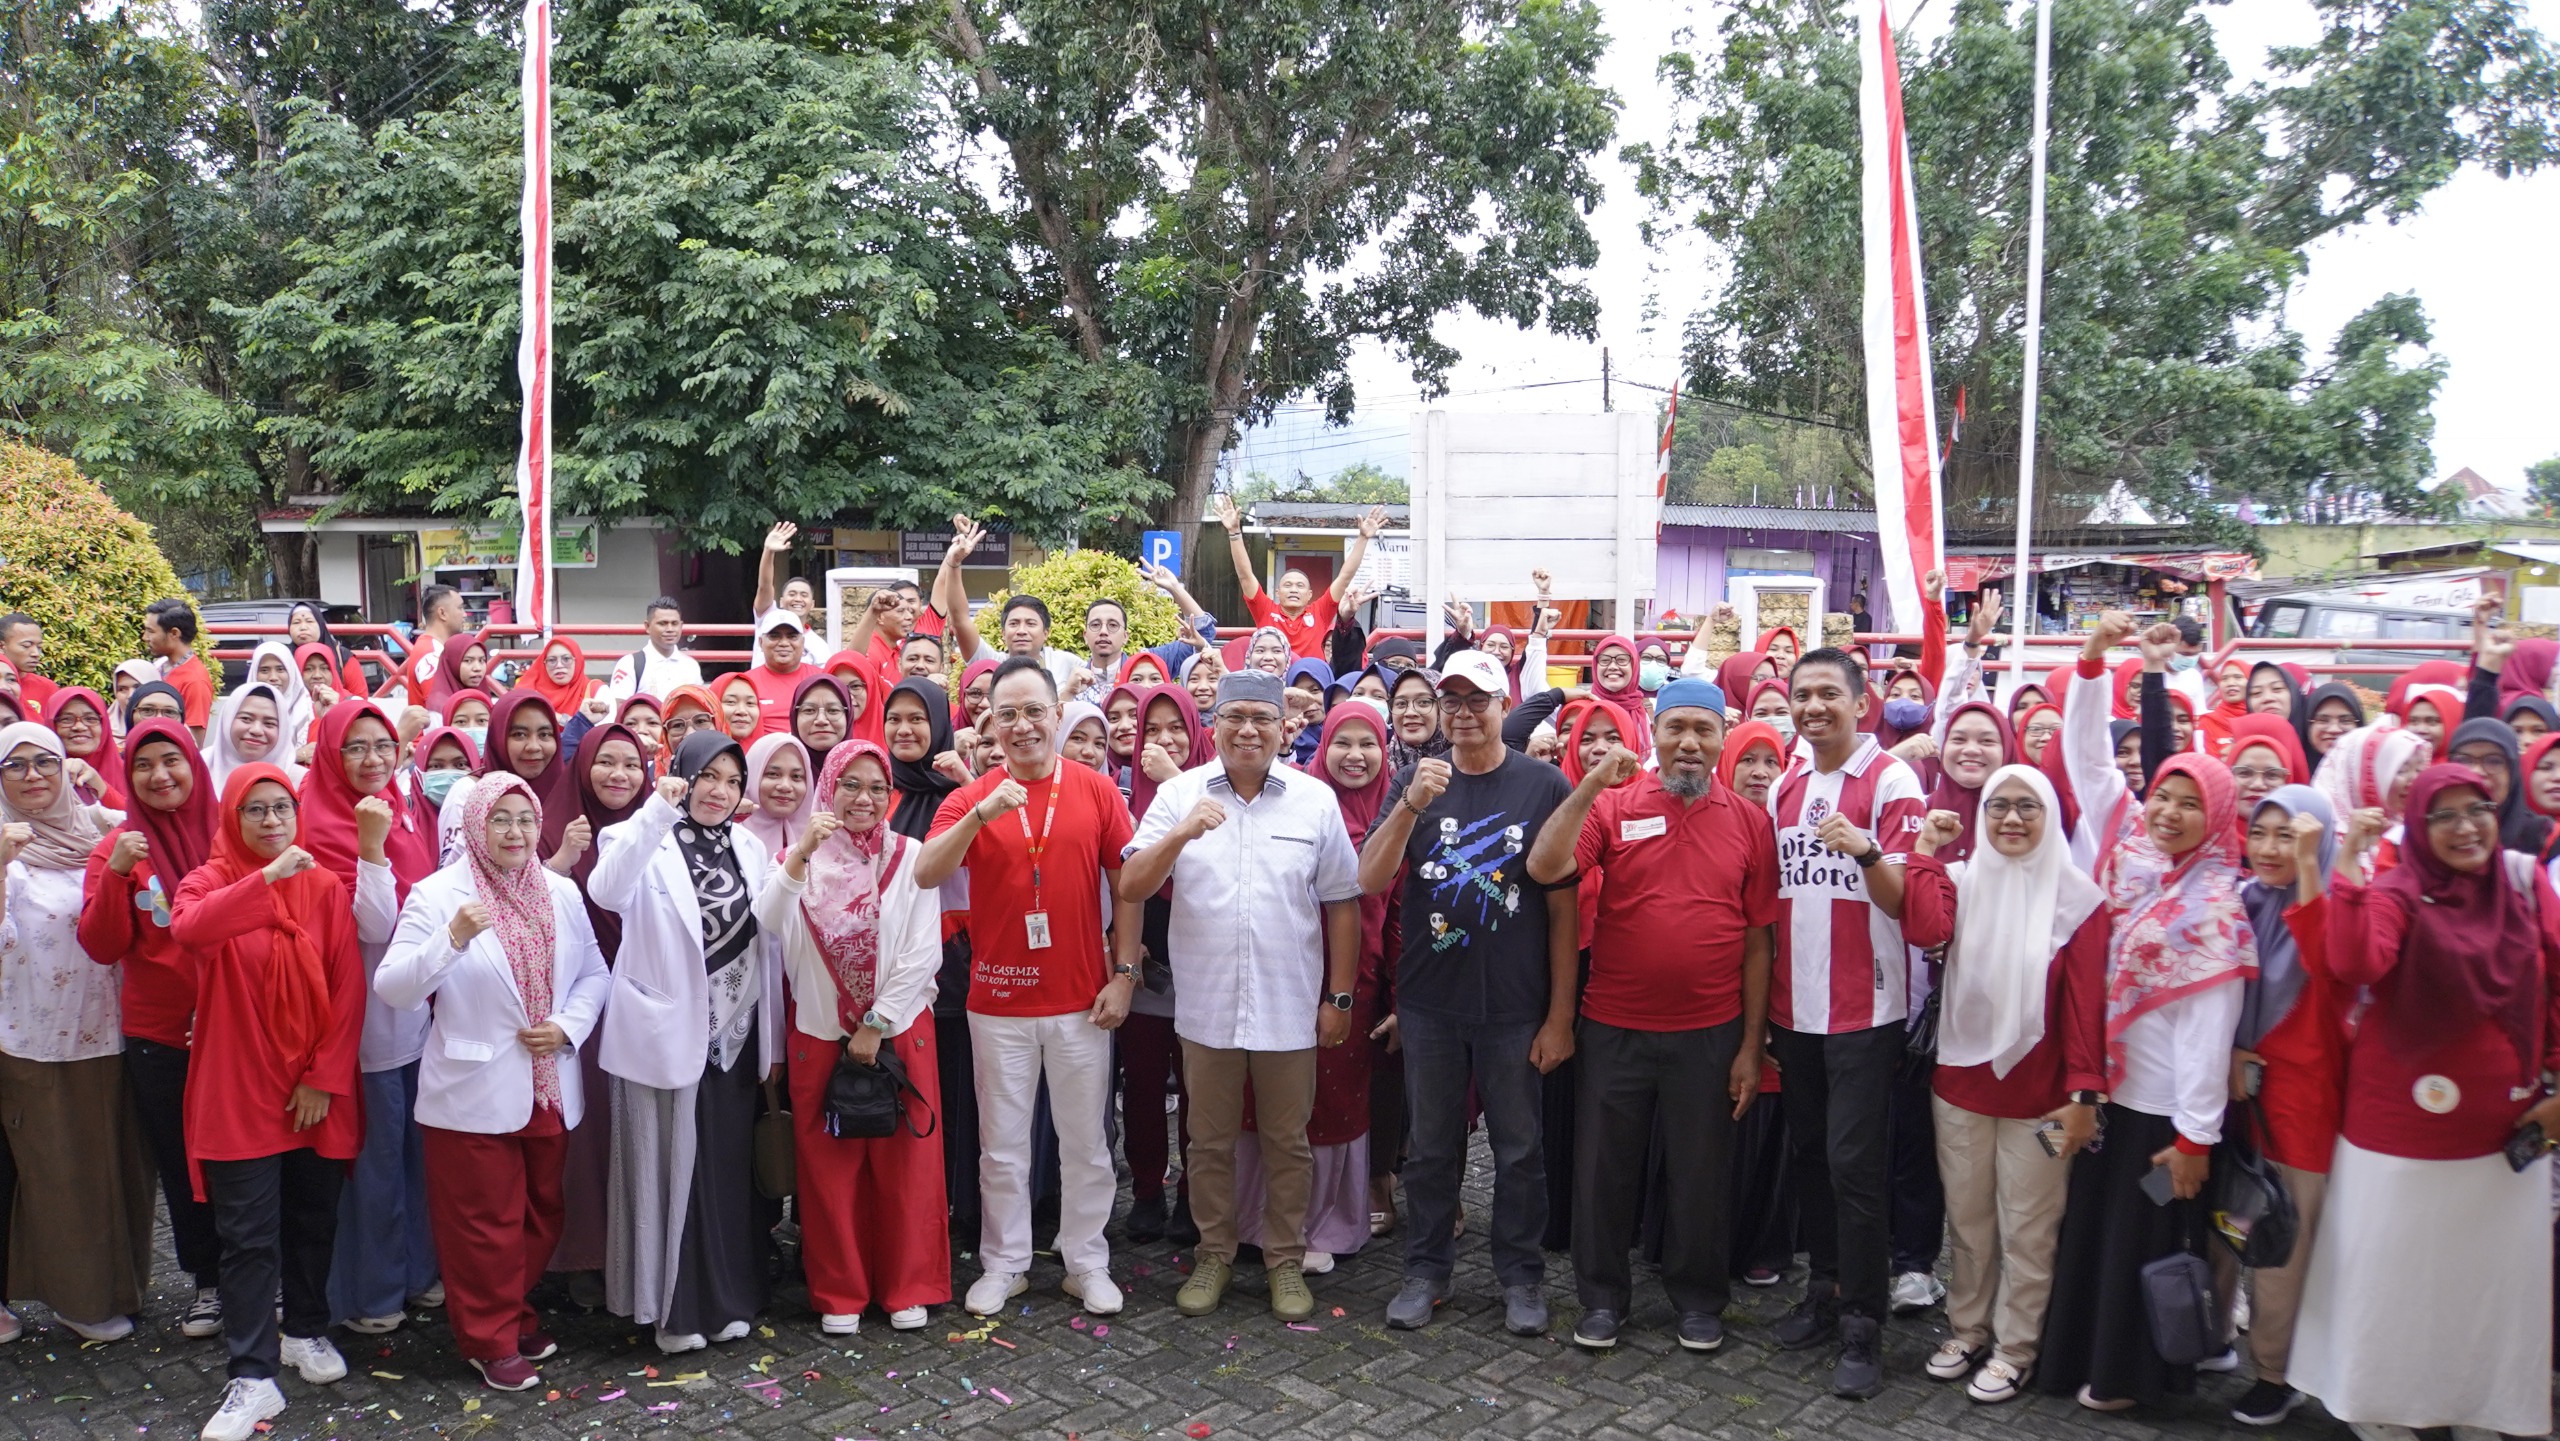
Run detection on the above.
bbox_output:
[1176,1254,1232,1316]
[1268,1259,1315,1322]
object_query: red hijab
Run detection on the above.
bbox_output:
[1558,696,1640,787]
[206,764,335,1071]
[291,643,345,702]
[1311,702,1391,846]
[1716,652,1770,713]
[2524,732,2560,819]
[112,718,215,884]
[298,699,439,905]
[1589,636,1649,726]
[713,673,763,742]
[477,689,578,856]
[1116,652,1172,689]
[526,635,599,720]
[1716,720,1786,795]
[423,630,494,716]
[2385,661,2468,757]
[2014,702,2063,764]
[1742,678,1791,728]
[656,684,720,767]
[2225,714,2310,785]
[43,686,123,807]
[2368,764,2548,1082]
[1128,684,1211,827]
[1756,626,1805,664]
[821,652,890,748]
[1924,701,2017,862]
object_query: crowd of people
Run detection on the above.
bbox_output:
[0,521,2554,1441]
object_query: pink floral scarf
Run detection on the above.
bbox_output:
[2098,752,2256,1086]
[801,741,905,1031]
[464,773,561,1111]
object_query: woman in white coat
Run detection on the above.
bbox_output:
[753,740,946,1335]
[587,729,780,1354]
[375,772,609,1393]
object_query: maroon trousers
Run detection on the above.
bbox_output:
[788,1024,951,1316]
[1117,1012,1189,1202]
[421,1118,567,1362]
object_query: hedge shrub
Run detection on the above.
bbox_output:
[984,549,1182,650]
[0,442,186,691]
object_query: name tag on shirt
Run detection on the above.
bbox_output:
[1025,911,1052,950]
[1620,816,1668,842]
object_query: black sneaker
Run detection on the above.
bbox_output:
[1833,1314,1885,1399]
[1123,1193,1166,1245]
[1164,1194,1201,1247]
[1676,1311,1724,1352]
[1773,1290,1839,1349]
[1572,1308,1621,1349]
[2231,1380,2305,1426]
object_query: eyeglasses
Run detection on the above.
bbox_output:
[2229,766,2291,787]
[1437,692,1494,715]
[1389,697,1435,715]
[1218,709,1283,728]
[672,713,720,732]
[991,704,1054,727]
[0,754,64,777]
[340,740,401,761]
[241,800,297,822]
[485,813,541,834]
[2424,802,2499,829]
[1982,797,2045,820]
[835,782,893,801]
[2451,749,2512,773]
[52,711,97,732]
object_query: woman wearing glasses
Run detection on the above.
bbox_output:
[755,740,946,1333]
[0,722,155,1345]
[299,700,446,1336]
[2288,765,2560,1440]
[375,772,610,1391]
[588,730,781,1353]
[169,762,367,1441]
[76,718,225,1342]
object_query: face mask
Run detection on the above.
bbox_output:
[1638,661,1668,692]
[456,725,487,751]
[1883,698,1930,730]
[1764,715,1797,741]
[2168,652,2200,672]
[420,769,464,806]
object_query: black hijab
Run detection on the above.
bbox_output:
[2247,661,2310,756]
[2300,682,2366,760]
[2448,716,2549,855]
[2502,694,2559,737]
[289,603,354,670]
[884,678,961,841]
[122,679,185,730]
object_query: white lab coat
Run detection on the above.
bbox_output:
[374,863,612,1134]
[586,793,781,1091]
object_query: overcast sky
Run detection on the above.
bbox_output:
[1231,0,2560,497]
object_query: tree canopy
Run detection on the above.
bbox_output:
[1628,0,2560,543]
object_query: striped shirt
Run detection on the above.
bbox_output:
[1768,734,1926,1034]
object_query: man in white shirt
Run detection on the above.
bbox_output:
[950,591,1082,695]
[604,596,704,702]
[1119,671,1362,1324]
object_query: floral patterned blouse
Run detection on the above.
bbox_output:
[1,861,125,1062]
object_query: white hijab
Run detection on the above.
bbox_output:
[244,640,314,745]
[206,682,305,793]
[1938,765,2106,1077]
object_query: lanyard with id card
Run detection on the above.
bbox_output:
[1017,775,1061,950]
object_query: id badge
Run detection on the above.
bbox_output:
[1025,910,1053,950]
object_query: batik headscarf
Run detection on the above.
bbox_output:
[2097,752,2255,1086]
[670,729,760,1070]
[801,740,905,1029]
[2312,722,2427,838]
[462,771,561,1110]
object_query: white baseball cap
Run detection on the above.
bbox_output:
[1436,650,1508,698]
[755,608,806,636]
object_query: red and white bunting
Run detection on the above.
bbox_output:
[1860,0,1944,633]
[514,0,554,632]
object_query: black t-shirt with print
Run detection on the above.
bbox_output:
[1381,749,1575,1025]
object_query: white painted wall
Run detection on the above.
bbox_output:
[557,526,664,626]
[316,533,365,607]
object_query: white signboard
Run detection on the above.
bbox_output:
[1350,534,1415,597]
[1410,410,1658,649]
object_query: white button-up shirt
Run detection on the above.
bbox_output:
[1126,759,1362,1052]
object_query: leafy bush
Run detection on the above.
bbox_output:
[985,549,1182,650]
[0,442,186,691]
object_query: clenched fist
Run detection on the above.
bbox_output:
[1593,745,1642,787]
[1181,797,1228,841]
[108,829,149,876]
[975,776,1029,823]
[1141,739,1184,783]
[1406,757,1452,810]
[1814,812,1874,861]
[263,845,316,885]
[656,774,690,807]
[1915,809,1964,855]
[793,811,842,864]
[353,794,395,854]
[448,900,494,948]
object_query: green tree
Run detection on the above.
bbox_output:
[1628,0,2557,543]
[937,0,1617,579]
[1231,460,1409,505]
[228,0,1164,552]
[2530,455,2560,515]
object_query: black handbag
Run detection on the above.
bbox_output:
[2210,1097,2299,1268]
[823,1041,938,1141]
[2139,1246,2220,1367]
[1898,981,1942,1080]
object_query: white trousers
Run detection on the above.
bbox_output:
[969,1010,1116,1276]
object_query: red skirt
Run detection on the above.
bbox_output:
[787,1023,951,1315]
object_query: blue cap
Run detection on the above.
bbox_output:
[1653,677,1726,719]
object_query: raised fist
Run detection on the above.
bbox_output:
[1917,809,1964,853]
[263,845,316,885]
[976,776,1029,822]
[1183,797,1229,841]
[1407,757,1453,810]
[353,795,395,852]
[656,774,691,807]
[794,810,842,863]
[1595,745,1643,787]
[1814,812,1872,860]
[108,829,149,876]
[449,900,493,948]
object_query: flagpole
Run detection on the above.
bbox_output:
[2006,0,2053,683]
[514,0,554,637]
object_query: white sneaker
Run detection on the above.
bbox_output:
[279,1333,347,1384]
[2349,1426,2423,1441]
[712,1319,751,1343]
[0,1305,20,1345]
[181,1288,224,1339]
[654,1327,707,1354]
[2197,1345,2243,1373]
[820,1313,861,1336]
[62,1313,134,1342]
[1887,1270,1944,1313]
[1063,1269,1123,1315]
[199,1376,286,1441]
[1299,1251,1336,1275]
[888,1306,929,1330]
[342,1311,404,1335]
[411,1282,445,1308]
[965,1270,1028,1317]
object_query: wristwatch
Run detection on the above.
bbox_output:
[860,1009,889,1033]
[2069,1090,2106,1107]
[1325,992,1355,1012]
[1111,961,1140,981]
[1851,840,1882,869]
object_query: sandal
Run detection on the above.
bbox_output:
[1369,1210,1395,1237]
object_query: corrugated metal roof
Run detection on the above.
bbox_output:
[1659,504,1878,533]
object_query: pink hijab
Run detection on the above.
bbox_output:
[462,772,560,1111]
[801,740,906,1031]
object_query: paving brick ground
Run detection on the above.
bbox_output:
[0,1137,2375,1441]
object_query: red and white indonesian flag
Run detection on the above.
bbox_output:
[514,0,554,630]
[1860,0,1943,635]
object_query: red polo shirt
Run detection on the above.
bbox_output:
[1574,774,1779,1031]
[1245,592,1338,659]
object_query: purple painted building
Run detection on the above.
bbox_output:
[1653,504,1889,628]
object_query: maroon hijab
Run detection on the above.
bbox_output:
[476,689,578,856]
[567,722,649,962]
[2368,763,2547,1080]
[1128,684,1211,826]
[1923,701,2018,863]
[112,718,216,883]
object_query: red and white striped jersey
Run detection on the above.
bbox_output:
[1767,734,1927,1034]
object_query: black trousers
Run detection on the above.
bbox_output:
[204,1149,344,1381]
[1572,1018,1741,1316]
[1769,1022,1901,1321]
[126,1039,222,1288]
[1888,1059,1946,1275]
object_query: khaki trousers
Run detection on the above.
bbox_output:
[2245,1161,2329,1386]
[1180,1042,1316,1267]
[1933,1095,2072,1368]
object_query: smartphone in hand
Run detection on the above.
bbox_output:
[2139,1161,2179,1206]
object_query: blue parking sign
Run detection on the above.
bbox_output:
[1141,529,1182,574]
